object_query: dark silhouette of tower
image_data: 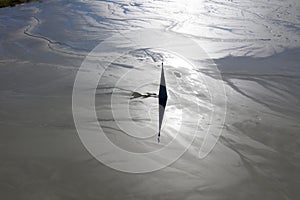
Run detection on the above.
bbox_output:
[158,62,168,143]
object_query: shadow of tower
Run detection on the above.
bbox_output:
[158,62,168,143]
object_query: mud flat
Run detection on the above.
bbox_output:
[0,0,299,199]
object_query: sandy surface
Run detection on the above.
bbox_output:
[0,0,299,199]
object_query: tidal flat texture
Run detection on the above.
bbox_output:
[0,0,299,199]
